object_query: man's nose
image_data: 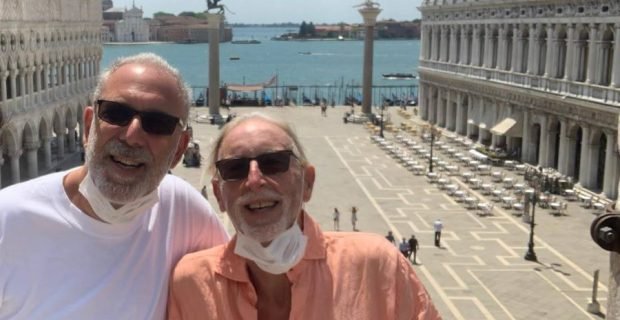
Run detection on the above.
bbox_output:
[245,160,266,190]
[121,117,148,146]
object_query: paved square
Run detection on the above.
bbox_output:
[172,106,610,320]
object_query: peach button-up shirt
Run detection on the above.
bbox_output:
[168,213,441,320]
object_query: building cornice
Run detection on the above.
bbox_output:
[419,0,619,25]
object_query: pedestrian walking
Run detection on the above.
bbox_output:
[408,235,419,264]
[385,231,396,245]
[320,101,327,117]
[351,206,358,231]
[333,207,340,231]
[433,218,443,247]
[399,238,410,257]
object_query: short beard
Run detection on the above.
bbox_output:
[85,121,174,204]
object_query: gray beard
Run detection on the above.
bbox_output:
[84,123,174,204]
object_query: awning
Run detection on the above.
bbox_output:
[468,149,488,160]
[491,117,523,137]
[491,118,516,135]
[226,75,277,92]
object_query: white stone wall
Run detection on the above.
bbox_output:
[0,0,102,188]
[114,7,149,42]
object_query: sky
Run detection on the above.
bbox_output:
[111,0,423,24]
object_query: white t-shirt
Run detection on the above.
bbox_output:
[0,169,229,320]
[433,220,443,232]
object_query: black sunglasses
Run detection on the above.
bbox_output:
[95,99,185,135]
[215,150,297,181]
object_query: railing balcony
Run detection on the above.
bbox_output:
[419,59,620,108]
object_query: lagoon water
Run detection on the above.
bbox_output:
[102,27,421,90]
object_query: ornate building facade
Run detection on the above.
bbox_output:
[103,3,150,42]
[418,0,620,199]
[0,0,102,188]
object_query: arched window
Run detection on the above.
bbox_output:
[520,29,529,73]
[478,28,485,66]
[600,26,614,86]
[505,28,513,70]
[556,28,567,78]
[576,28,589,82]
[538,29,547,75]
[490,28,498,68]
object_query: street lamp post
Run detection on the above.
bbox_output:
[524,180,539,262]
[429,128,435,172]
[427,124,439,173]
[379,104,385,138]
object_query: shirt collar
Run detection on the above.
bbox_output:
[214,211,327,282]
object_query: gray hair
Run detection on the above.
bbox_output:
[208,112,309,178]
[92,53,192,122]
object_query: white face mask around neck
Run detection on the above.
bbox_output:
[78,172,159,224]
[234,221,308,275]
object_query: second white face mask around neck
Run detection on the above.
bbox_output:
[234,221,308,275]
[78,172,159,224]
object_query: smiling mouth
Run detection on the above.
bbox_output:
[111,156,145,168]
[246,201,278,211]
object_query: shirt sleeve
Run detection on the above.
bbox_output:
[394,251,442,320]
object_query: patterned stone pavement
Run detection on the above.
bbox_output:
[171,105,610,320]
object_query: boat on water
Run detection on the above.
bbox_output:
[298,51,312,55]
[229,56,240,60]
[382,73,417,80]
[231,39,261,44]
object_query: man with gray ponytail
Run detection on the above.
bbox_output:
[0,53,228,319]
[168,112,441,320]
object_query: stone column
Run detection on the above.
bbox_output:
[419,83,427,120]
[42,138,52,170]
[586,24,600,84]
[544,24,556,78]
[67,127,77,153]
[440,26,448,62]
[446,91,454,131]
[603,132,617,198]
[432,27,440,61]
[538,116,549,167]
[498,25,508,70]
[472,25,481,66]
[56,132,65,160]
[9,149,21,185]
[611,23,620,88]
[511,24,522,73]
[359,5,381,115]
[449,25,458,63]
[429,87,437,124]
[527,24,539,76]
[420,25,428,60]
[483,25,492,68]
[521,109,531,163]
[564,24,576,81]
[24,141,39,179]
[455,92,464,134]
[557,119,570,175]
[438,90,446,127]
[10,69,17,99]
[206,13,223,117]
[461,26,470,65]
[578,126,592,187]
[0,70,7,101]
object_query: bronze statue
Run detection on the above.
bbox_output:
[353,0,380,9]
[206,0,225,13]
